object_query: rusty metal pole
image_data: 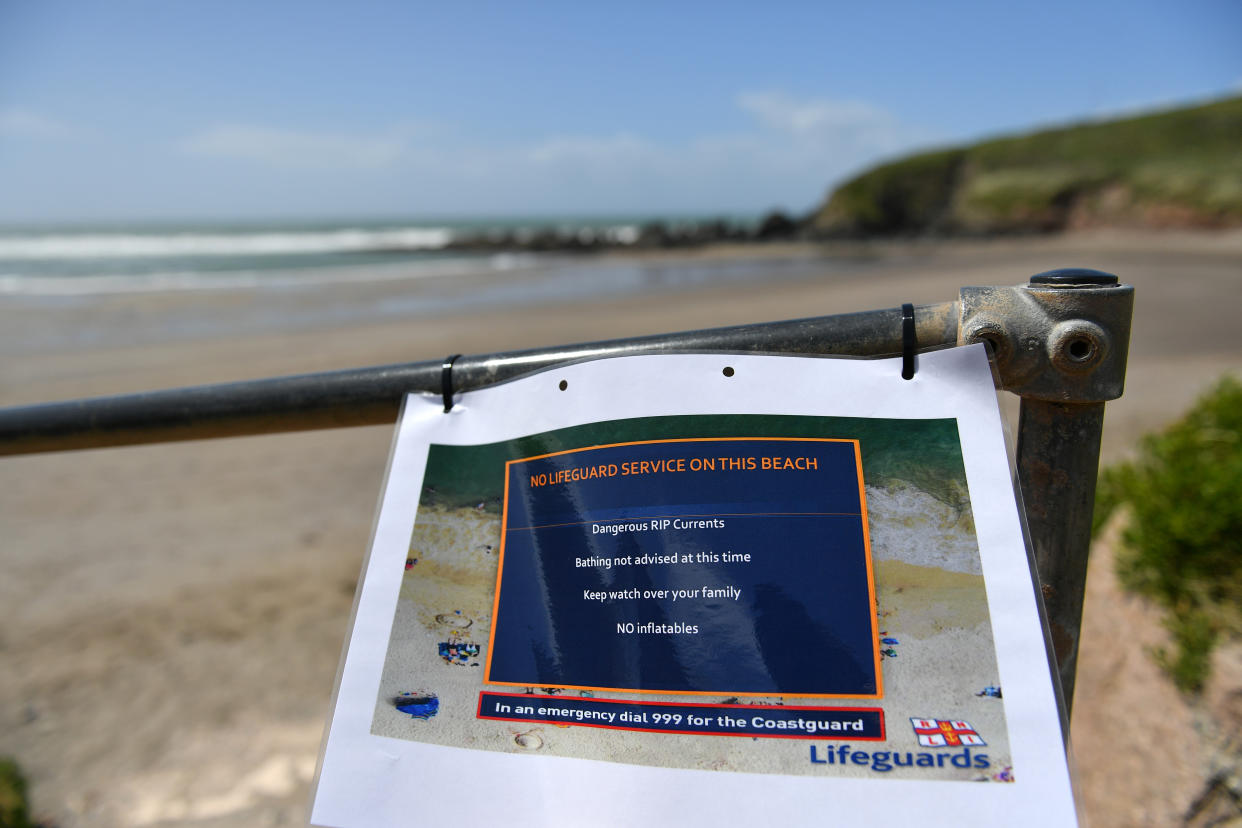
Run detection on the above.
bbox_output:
[961,269,1134,716]
[1016,398,1105,710]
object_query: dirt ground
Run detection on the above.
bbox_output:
[1,231,1239,826]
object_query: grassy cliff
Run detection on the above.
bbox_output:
[811,96,1242,236]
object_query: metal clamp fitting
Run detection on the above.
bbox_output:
[958,269,1134,402]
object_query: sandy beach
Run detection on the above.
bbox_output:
[2,231,1240,826]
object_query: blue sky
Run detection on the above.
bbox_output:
[1,0,1239,222]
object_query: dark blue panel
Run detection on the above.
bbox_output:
[487,438,878,697]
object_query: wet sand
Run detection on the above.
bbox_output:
[1,231,1239,826]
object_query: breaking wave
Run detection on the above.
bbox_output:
[866,484,981,575]
[0,227,455,260]
[0,252,538,296]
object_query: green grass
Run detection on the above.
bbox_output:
[812,95,1242,235]
[0,758,33,828]
[1093,376,1242,693]
[813,148,966,234]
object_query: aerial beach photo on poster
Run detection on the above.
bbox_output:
[368,412,1012,781]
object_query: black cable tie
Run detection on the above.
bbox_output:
[901,303,917,380]
[441,354,461,412]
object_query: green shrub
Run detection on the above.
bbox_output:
[0,758,33,828]
[1094,376,1242,692]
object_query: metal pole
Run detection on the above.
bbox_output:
[1016,399,1105,710]
[0,302,959,456]
[960,269,1134,715]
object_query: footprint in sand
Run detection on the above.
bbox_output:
[514,731,543,750]
[435,612,472,629]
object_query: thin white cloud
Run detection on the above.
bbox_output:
[517,94,930,182]
[180,124,409,170]
[737,91,894,136]
[0,109,76,140]
[526,133,655,164]
[160,92,937,213]
[735,90,937,162]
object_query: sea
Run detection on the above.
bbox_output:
[0,216,849,354]
[0,216,781,295]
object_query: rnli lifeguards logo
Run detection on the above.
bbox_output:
[909,718,986,748]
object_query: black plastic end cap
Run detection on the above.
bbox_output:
[1029,267,1119,286]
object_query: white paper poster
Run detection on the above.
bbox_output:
[310,345,1078,827]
